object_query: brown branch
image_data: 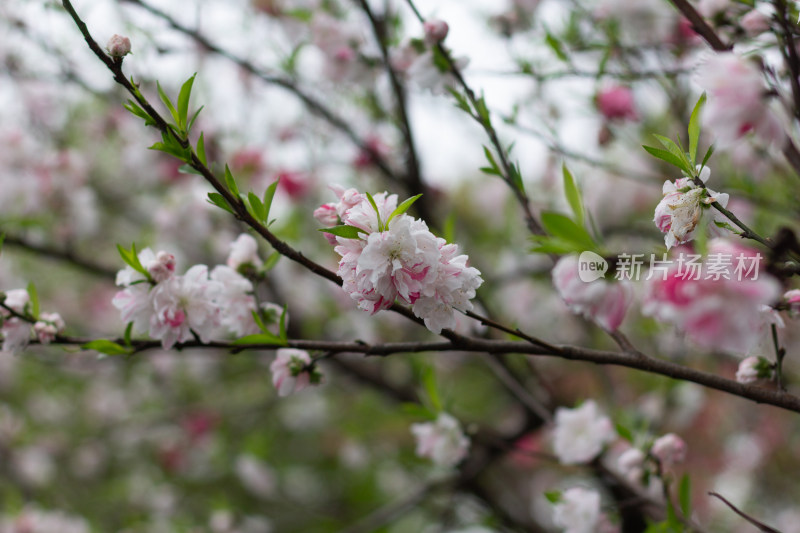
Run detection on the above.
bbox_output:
[35,333,800,416]
[668,0,731,52]
[708,492,782,532]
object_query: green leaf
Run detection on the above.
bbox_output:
[386,194,422,227]
[562,164,584,226]
[157,81,179,125]
[545,31,568,61]
[224,165,240,197]
[263,252,280,271]
[509,161,525,194]
[26,282,39,318]
[0,233,4,254]
[82,340,132,356]
[320,225,365,239]
[207,192,234,214]
[544,490,562,504]
[615,423,634,443]
[678,474,691,518]
[700,143,715,171]
[400,403,436,420]
[123,322,134,347]
[421,366,442,412]
[247,192,266,223]
[642,145,692,174]
[196,133,207,166]
[483,146,499,173]
[365,192,383,231]
[530,236,586,255]
[447,88,471,113]
[262,180,279,222]
[178,164,203,176]
[177,73,197,129]
[232,333,287,346]
[540,212,596,249]
[443,213,456,244]
[187,105,204,133]
[278,305,288,341]
[688,92,706,164]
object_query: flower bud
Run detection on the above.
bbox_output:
[651,433,687,466]
[106,34,131,58]
[736,355,773,384]
[423,19,449,44]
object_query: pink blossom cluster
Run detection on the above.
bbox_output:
[653,166,730,249]
[551,256,631,332]
[695,52,783,148]
[410,412,470,467]
[1,290,65,355]
[315,186,483,334]
[551,400,617,465]
[112,235,279,349]
[269,348,322,397]
[642,239,781,355]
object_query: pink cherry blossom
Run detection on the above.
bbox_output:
[551,255,631,332]
[651,433,687,466]
[653,167,730,249]
[423,19,449,44]
[596,85,637,121]
[696,53,784,148]
[551,487,602,533]
[642,239,781,354]
[552,400,616,464]
[410,412,470,467]
[270,348,320,397]
[33,313,64,345]
[106,34,131,58]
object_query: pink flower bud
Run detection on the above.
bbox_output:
[740,9,771,37]
[736,355,773,384]
[651,433,687,466]
[423,19,449,44]
[147,251,176,283]
[33,312,65,345]
[596,86,638,122]
[106,34,131,58]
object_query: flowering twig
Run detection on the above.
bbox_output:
[118,0,401,184]
[402,0,544,237]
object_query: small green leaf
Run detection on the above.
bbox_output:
[187,105,204,133]
[247,192,266,223]
[562,164,584,226]
[540,212,596,249]
[320,225,365,239]
[178,164,203,176]
[544,491,562,504]
[365,192,383,231]
[123,322,134,347]
[386,194,422,227]
[232,333,287,346]
[615,423,634,443]
[700,143,715,170]
[278,304,288,341]
[642,145,692,174]
[421,366,442,412]
[545,31,568,61]
[177,73,197,129]
[263,252,280,271]
[688,92,706,164]
[207,192,234,214]
[443,213,456,244]
[224,165,240,197]
[401,403,436,420]
[678,474,691,518]
[196,133,207,166]
[157,81,179,125]
[263,180,279,222]
[82,340,132,356]
[26,282,39,318]
[509,161,525,194]
[483,146,499,172]
[530,236,586,255]
[0,233,4,254]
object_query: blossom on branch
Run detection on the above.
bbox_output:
[410,412,470,467]
[653,166,730,249]
[317,187,482,334]
[270,348,322,397]
[551,400,616,465]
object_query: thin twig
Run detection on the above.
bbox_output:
[708,492,782,532]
